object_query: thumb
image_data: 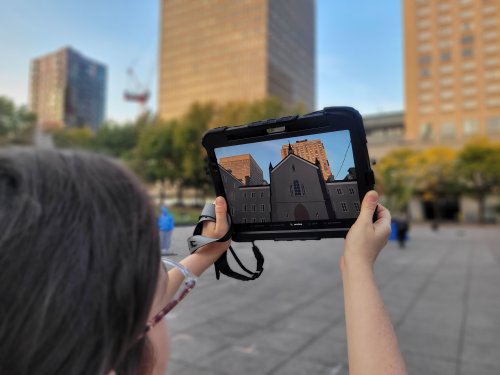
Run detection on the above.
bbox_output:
[214,196,229,234]
[358,190,379,224]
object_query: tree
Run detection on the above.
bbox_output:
[411,147,459,223]
[93,121,139,159]
[0,96,37,145]
[52,127,94,149]
[132,119,178,185]
[173,103,215,202]
[457,138,500,223]
[375,148,418,214]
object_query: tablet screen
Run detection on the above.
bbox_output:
[214,129,360,225]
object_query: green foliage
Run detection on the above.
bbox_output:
[457,138,500,222]
[457,138,500,193]
[375,148,417,213]
[173,103,215,191]
[94,122,139,158]
[132,120,177,183]
[52,127,95,149]
[412,147,460,198]
[0,96,37,145]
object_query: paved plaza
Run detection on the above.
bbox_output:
[165,224,500,375]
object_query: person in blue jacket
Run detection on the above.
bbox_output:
[158,205,175,255]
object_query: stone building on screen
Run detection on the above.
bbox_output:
[219,150,359,224]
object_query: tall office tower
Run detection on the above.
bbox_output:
[405,0,500,143]
[281,139,332,180]
[219,154,264,185]
[29,47,107,132]
[159,0,315,120]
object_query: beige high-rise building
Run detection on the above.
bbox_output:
[159,0,315,120]
[280,139,332,180]
[219,154,264,185]
[405,0,500,143]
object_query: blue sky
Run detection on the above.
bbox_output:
[214,130,354,182]
[0,0,403,122]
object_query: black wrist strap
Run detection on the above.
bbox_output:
[214,242,264,281]
[186,203,264,281]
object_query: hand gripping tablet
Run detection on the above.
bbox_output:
[187,203,264,281]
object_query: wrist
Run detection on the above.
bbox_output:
[340,254,374,277]
[196,241,230,258]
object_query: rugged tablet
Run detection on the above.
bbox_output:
[202,107,375,242]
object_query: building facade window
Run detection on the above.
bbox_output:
[487,98,500,107]
[293,180,302,196]
[419,55,431,64]
[243,204,247,212]
[462,49,474,58]
[260,204,265,212]
[251,204,256,212]
[462,61,476,70]
[354,202,360,212]
[441,122,455,139]
[440,51,452,62]
[440,90,454,99]
[463,100,478,109]
[337,188,343,195]
[487,117,500,133]
[420,68,431,77]
[341,202,349,212]
[440,77,454,86]
[349,188,355,195]
[463,119,478,135]
[441,103,456,112]
[420,123,433,140]
[439,39,452,48]
[440,65,453,73]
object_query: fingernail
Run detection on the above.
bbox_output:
[215,196,224,206]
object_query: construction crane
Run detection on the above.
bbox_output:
[124,67,150,114]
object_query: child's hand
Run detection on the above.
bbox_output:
[199,196,231,255]
[341,191,391,271]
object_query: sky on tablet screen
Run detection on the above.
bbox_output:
[215,129,354,182]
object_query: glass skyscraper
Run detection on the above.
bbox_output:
[29,47,107,132]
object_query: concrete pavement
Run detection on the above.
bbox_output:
[164,224,500,375]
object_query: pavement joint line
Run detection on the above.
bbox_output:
[394,246,452,329]
[455,241,473,375]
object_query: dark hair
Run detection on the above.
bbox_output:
[0,148,160,374]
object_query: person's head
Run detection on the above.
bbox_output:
[0,147,167,374]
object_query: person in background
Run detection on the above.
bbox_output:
[158,205,175,255]
[395,212,410,249]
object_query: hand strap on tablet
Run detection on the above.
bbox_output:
[186,202,264,281]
